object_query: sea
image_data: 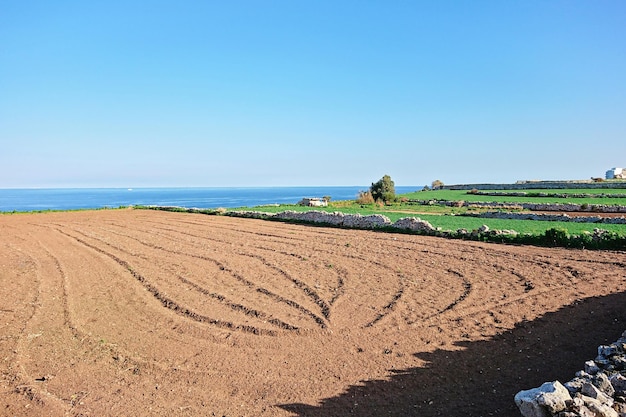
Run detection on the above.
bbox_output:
[0,186,421,213]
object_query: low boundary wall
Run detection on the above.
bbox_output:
[412,200,626,214]
[226,210,438,233]
[445,181,626,191]
[464,211,626,224]
[515,330,626,416]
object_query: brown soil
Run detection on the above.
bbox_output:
[1,209,625,416]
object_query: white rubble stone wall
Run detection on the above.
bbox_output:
[515,330,626,417]
[466,211,626,225]
[415,200,626,214]
[445,182,626,190]
[226,210,436,232]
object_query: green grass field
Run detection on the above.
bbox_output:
[230,204,626,236]
[143,184,626,249]
[402,189,626,206]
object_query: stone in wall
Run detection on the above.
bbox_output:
[515,381,571,417]
[515,330,626,417]
[342,213,392,228]
[391,217,436,232]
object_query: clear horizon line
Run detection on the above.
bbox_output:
[0,184,426,190]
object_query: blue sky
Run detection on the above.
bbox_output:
[1,1,625,188]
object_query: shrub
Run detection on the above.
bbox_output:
[370,175,396,203]
[356,191,375,205]
[432,179,444,189]
[544,228,570,247]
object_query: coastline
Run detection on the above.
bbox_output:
[0,186,421,213]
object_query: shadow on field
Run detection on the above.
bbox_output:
[279,291,626,417]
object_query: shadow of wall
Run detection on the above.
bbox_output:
[280,291,626,416]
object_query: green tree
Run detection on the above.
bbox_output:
[370,175,396,203]
[431,179,444,189]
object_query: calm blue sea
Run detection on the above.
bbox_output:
[0,186,421,212]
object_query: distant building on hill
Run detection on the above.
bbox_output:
[606,168,625,179]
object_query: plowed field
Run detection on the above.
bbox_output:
[1,209,625,416]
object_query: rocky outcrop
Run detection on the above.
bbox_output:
[515,330,626,417]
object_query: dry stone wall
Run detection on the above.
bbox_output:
[148,207,624,248]
[515,330,626,417]
[472,191,626,199]
[465,212,626,225]
[226,210,437,233]
[415,200,626,214]
[445,182,626,190]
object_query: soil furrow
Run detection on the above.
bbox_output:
[86,224,330,328]
[54,228,279,336]
[3,209,625,417]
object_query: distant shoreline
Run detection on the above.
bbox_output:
[0,186,421,213]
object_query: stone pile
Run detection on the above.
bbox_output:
[515,330,626,417]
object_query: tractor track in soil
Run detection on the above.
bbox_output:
[1,209,625,416]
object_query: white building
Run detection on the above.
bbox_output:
[606,167,625,179]
[298,197,328,207]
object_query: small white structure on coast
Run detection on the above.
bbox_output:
[606,167,625,179]
[298,197,328,207]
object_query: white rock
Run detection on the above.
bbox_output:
[580,394,618,417]
[582,382,614,408]
[515,381,571,417]
[585,360,601,375]
[610,373,626,393]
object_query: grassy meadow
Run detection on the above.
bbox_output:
[402,189,626,206]
[210,186,626,249]
[228,203,626,236]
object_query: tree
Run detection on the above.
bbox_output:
[431,179,444,190]
[370,175,396,203]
